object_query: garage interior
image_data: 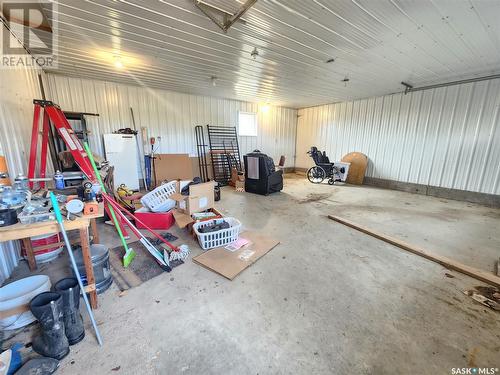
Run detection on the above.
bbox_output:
[0,1,499,374]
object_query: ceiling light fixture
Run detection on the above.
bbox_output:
[114,56,124,69]
[401,81,413,95]
[211,76,218,87]
[326,58,335,63]
[250,47,259,60]
[341,77,349,87]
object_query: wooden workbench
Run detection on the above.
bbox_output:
[0,208,103,309]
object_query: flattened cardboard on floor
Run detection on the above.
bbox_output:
[192,231,280,280]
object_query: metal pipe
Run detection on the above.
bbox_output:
[49,192,103,346]
[405,74,500,93]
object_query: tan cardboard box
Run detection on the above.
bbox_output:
[235,180,245,190]
[172,207,223,231]
[170,181,215,216]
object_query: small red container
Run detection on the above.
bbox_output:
[134,208,175,230]
[21,233,61,256]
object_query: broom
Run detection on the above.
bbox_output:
[102,195,171,271]
[83,143,136,267]
[102,193,189,262]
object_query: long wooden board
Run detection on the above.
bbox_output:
[328,215,500,288]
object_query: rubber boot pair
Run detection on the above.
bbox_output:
[29,278,85,360]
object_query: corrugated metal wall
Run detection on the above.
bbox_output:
[0,66,43,177]
[0,241,21,285]
[296,79,500,195]
[0,30,43,284]
[44,74,298,174]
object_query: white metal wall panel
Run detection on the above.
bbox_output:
[0,67,42,177]
[0,241,21,285]
[296,79,500,195]
[45,74,297,172]
[0,27,43,284]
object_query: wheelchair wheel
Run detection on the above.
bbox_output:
[307,166,326,183]
[328,178,335,185]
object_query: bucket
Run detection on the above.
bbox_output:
[21,233,63,264]
[214,183,221,201]
[0,208,17,227]
[0,275,51,330]
[73,244,112,294]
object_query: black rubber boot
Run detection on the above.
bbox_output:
[29,292,70,360]
[54,277,85,345]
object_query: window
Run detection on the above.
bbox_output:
[238,111,257,137]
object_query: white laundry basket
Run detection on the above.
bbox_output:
[193,217,241,250]
[140,181,177,212]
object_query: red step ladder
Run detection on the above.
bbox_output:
[28,99,97,188]
[28,99,128,236]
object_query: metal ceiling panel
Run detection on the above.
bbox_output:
[22,0,498,108]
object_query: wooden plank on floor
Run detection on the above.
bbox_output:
[328,215,500,288]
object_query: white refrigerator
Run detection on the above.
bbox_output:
[103,134,140,190]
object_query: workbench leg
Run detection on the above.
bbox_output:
[79,227,98,309]
[90,218,100,244]
[22,238,37,271]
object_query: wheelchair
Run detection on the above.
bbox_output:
[306,147,345,185]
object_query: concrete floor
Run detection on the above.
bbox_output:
[4,174,500,374]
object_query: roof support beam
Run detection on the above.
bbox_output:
[194,0,257,33]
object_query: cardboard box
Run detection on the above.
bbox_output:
[172,207,223,230]
[170,181,215,216]
[229,168,238,186]
[229,168,244,186]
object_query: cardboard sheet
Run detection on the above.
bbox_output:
[341,152,367,185]
[192,231,280,280]
[191,156,212,180]
[154,154,193,181]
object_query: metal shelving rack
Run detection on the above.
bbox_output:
[195,125,210,182]
[206,125,242,186]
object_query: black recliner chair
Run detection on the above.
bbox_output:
[244,151,283,195]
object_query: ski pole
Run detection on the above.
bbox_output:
[49,192,103,346]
